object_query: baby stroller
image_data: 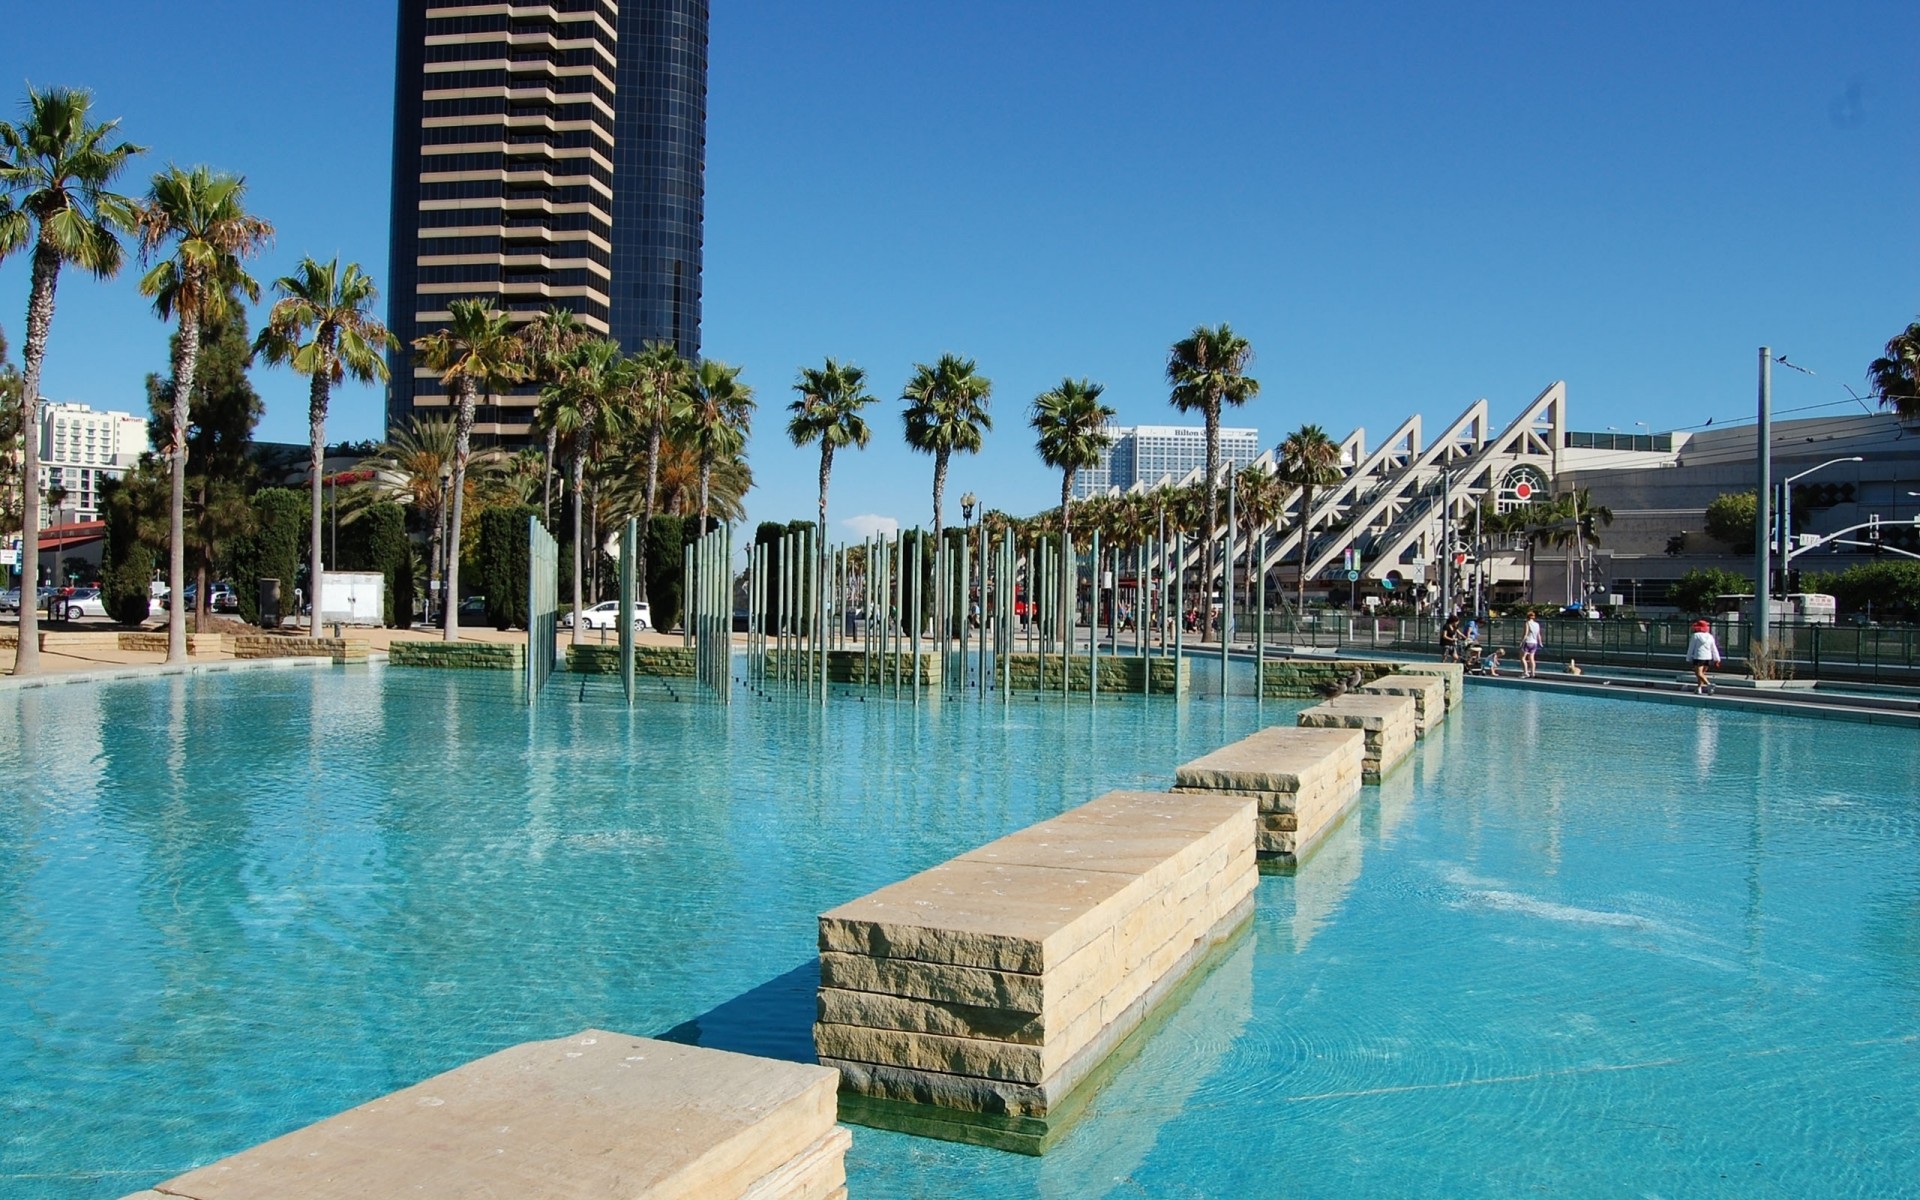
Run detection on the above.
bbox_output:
[1466,644,1502,676]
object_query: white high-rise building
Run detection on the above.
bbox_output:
[1072,425,1262,498]
[38,401,151,523]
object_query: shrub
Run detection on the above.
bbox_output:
[1668,567,1752,615]
[1704,492,1756,550]
[102,542,154,625]
[228,488,305,625]
[477,505,540,630]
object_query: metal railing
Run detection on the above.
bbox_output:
[1229,613,1920,685]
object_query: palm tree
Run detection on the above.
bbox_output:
[0,86,144,675]
[255,256,394,633]
[1029,377,1116,548]
[412,298,526,640]
[1868,321,1920,423]
[789,357,876,538]
[537,336,626,644]
[901,353,993,546]
[680,358,754,533]
[353,414,505,615]
[1166,324,1258,639]
[625,341,688,604]
[519,305,587,522]
[136,166,273,664]
[1278,424,1343,620]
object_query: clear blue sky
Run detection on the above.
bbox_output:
[3,1,1914,539]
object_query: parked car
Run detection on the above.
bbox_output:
[561,600,652,631]
[0,588,18,613]
[457,595,491,627]
[60,588,107,620]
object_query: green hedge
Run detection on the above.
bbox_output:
[477,505,540,630]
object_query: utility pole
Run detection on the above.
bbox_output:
[1754,347,1772,643]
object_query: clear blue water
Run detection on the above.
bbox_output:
[2,663,1917,1198]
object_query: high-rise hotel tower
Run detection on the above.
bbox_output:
[386,0,708,444]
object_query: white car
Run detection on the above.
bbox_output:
[60,588,108,620]
[562,600,651,631]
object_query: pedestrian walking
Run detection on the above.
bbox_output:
[1686,619,1722,694]
[1520,610,1543,678]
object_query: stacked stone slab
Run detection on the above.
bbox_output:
[1399,662,1465,711]
[1297,692,1417,783]
[119,1031,848,1200]
[1005,653,1188,694]
[815,789,1256,1153]
[1170,726,1365,861]
[389,639,526,670]
[1356,672,1447,736]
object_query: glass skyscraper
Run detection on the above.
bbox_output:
[385,0,707,445]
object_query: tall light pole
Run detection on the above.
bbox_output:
[1754,348,1772,641]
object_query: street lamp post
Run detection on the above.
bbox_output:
[1777,456,1864,591]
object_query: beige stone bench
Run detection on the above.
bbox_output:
[1170,726,1365,861]
[120,1031,848,1200]
[1298,692,1417,783]
[815,789,1256,1153]
[1400,662,1465,710]
[1357,672,1447,736]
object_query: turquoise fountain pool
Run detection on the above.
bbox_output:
[2,664,1916,1197]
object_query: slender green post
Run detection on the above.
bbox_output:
[903,533,914,699]
[1255,529,1266,705]
[1222,471,1234,697]
[1173,533,1185,696]
[1089,531,1100,702]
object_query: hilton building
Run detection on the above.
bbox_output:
[385,0,708,445]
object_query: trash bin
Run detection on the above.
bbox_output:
[259,578,281,629]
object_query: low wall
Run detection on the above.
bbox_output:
[1258,658,1397,698]
[116,632,209,654]
[764,648,944,687]
[1005,652,1188,694]
[120,1031,847,1200]
[388,639,525,670]
[567,644,698,676]
[231,635,368,664]
[816,788,1255,1153]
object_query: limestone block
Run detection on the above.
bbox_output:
[131,1031,840,1200]
[737,1127,850,1200]
[817,987,1049,1044]
[824,890,1256,1126]
[1400,661,1465,709]
[1173,726,1364,797]
[1357,672,1446,735]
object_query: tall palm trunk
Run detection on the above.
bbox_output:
[307,338,335,634]
[12,242,62,676]
[698,456,712,535]
[543,426,556,524]
[570,450,585,646]
[167,308,202,663]
[1202,399,1221,641]
[1295,484,1315,625]
[816,443,835,530]
[441,378,477,642]
[931,448,949,548]
[637,421,661,605]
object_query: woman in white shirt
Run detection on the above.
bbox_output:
[1520,611,1543,678]
[1686,619,1722,694]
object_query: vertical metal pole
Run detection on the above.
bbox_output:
[1755,346,1773,644]
[1256,530,1266,706]
[1089,530,1101,703]
[1222,471,1234,696]
[1062,534,1073,699]
[977,524,989,701]
[905,533,916,699]
[1173,533,1185,697]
